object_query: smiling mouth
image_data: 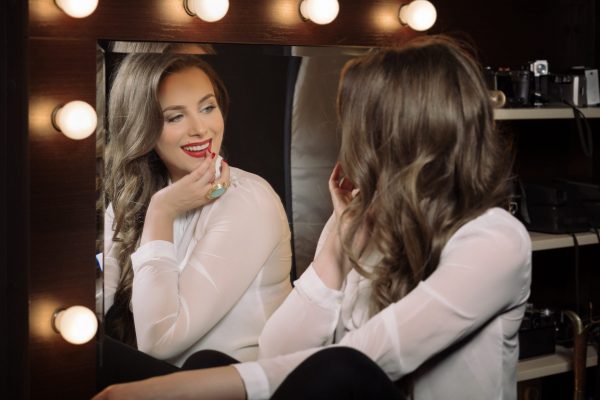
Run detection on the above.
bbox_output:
[181,140,211,158]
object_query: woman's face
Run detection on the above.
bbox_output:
[156,66,224,182]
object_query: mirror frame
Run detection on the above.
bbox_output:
[22,0,420,398]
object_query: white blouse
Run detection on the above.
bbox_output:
[234,207,532,400]
[104,167,293,366]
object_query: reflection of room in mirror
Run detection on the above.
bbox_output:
[289,45,370,275]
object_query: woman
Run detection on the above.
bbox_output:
[103,53,292,369]
[95,35,531,400]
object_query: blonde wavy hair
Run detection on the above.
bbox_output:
[104,53,228,345]
[336,35,513,316]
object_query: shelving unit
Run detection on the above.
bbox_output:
[494,107,600,120]
[518,345,598,382]
[530,231,599,251]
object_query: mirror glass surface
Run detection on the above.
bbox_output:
[97,41,371,349]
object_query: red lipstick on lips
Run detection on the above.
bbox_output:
[181,139,212,158]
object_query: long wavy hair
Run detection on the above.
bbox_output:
[104,53,229,346]
[336,35,513,316]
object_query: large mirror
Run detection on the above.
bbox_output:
[96,41,371,376]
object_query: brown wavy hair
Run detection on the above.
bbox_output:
[336,35,513,316]
[104,53,228,346]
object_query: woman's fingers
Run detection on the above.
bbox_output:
[219,159,231,187]
[204,159,231,202]
[188,156,216,184]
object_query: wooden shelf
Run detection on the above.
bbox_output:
[518,345,598,382]
[530,231,599,251]
[494,107,600,120]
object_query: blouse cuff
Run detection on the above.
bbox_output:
[233,362,270,400]
[294,263,344,309]
[130,240,177,273]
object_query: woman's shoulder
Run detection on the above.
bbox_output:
[446,207,532,258]
[229,166,279,198]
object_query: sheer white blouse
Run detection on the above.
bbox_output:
[234,207,531,400]
[104,167,292,366]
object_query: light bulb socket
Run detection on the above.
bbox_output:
[299,1,309,21]
[183,0,195,17]
[51,307,66,334]
[398,2,410,26]
[50,104,65,133]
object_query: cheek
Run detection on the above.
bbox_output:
[157,125,181,146]
[154,126,178,157]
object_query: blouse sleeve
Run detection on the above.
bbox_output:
[237,210,532,399]
[131,177,291,360]
[258,215,342,358]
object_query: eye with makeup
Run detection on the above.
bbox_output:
[165,113,183,124]
[199,101,217,114]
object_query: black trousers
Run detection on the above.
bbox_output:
[98,335,238,389]
[101,338,403,399]
[272,347,405,400]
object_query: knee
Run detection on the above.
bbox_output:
[181,349,237,370]
[302,347,376,376]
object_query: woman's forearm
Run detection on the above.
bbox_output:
[312,227,348,290]
[92,366,246,400]
[140,195,176,245]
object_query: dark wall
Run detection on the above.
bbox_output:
[3,1,29,399]
[433,0,598,71]
[12,0,600,398]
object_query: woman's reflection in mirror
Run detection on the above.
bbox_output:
[100,53,292,386]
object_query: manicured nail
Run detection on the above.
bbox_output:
[211,152,216,159]
[223,159,227,164]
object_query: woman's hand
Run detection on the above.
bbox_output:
[140,157,231,245]
[328,162,356,221]
[312,163,357,289]
[92,366,246,400]
[153,156,231,219]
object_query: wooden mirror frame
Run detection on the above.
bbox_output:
[4,0,598,398]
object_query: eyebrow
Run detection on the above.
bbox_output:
[162,93,216,113]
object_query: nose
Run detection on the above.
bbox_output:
[188,113,208,137]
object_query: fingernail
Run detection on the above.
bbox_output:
[211,152,216,159]
[223,159,227,164]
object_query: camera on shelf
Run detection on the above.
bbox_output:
[518,303,557,359]
[484,60,600,108]
[527,59,550,107]
[484,66,532,107]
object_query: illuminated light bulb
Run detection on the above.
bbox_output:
[399,0,437,31]
[299,0,339,25]
[52,306,98,345]
[51,100,97,140]
[184,0,229,22]
[54,0,99,18]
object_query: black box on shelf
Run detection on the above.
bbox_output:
[519,181,595,234]
[518,305,557,359]
[519,326,556,359]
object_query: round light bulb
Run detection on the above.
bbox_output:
[52,100,97,140]
[300,0,339,25]
[52,306,98,345]
[399,0,437,31]
[186,0,229,22]
[54,0,99,18]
